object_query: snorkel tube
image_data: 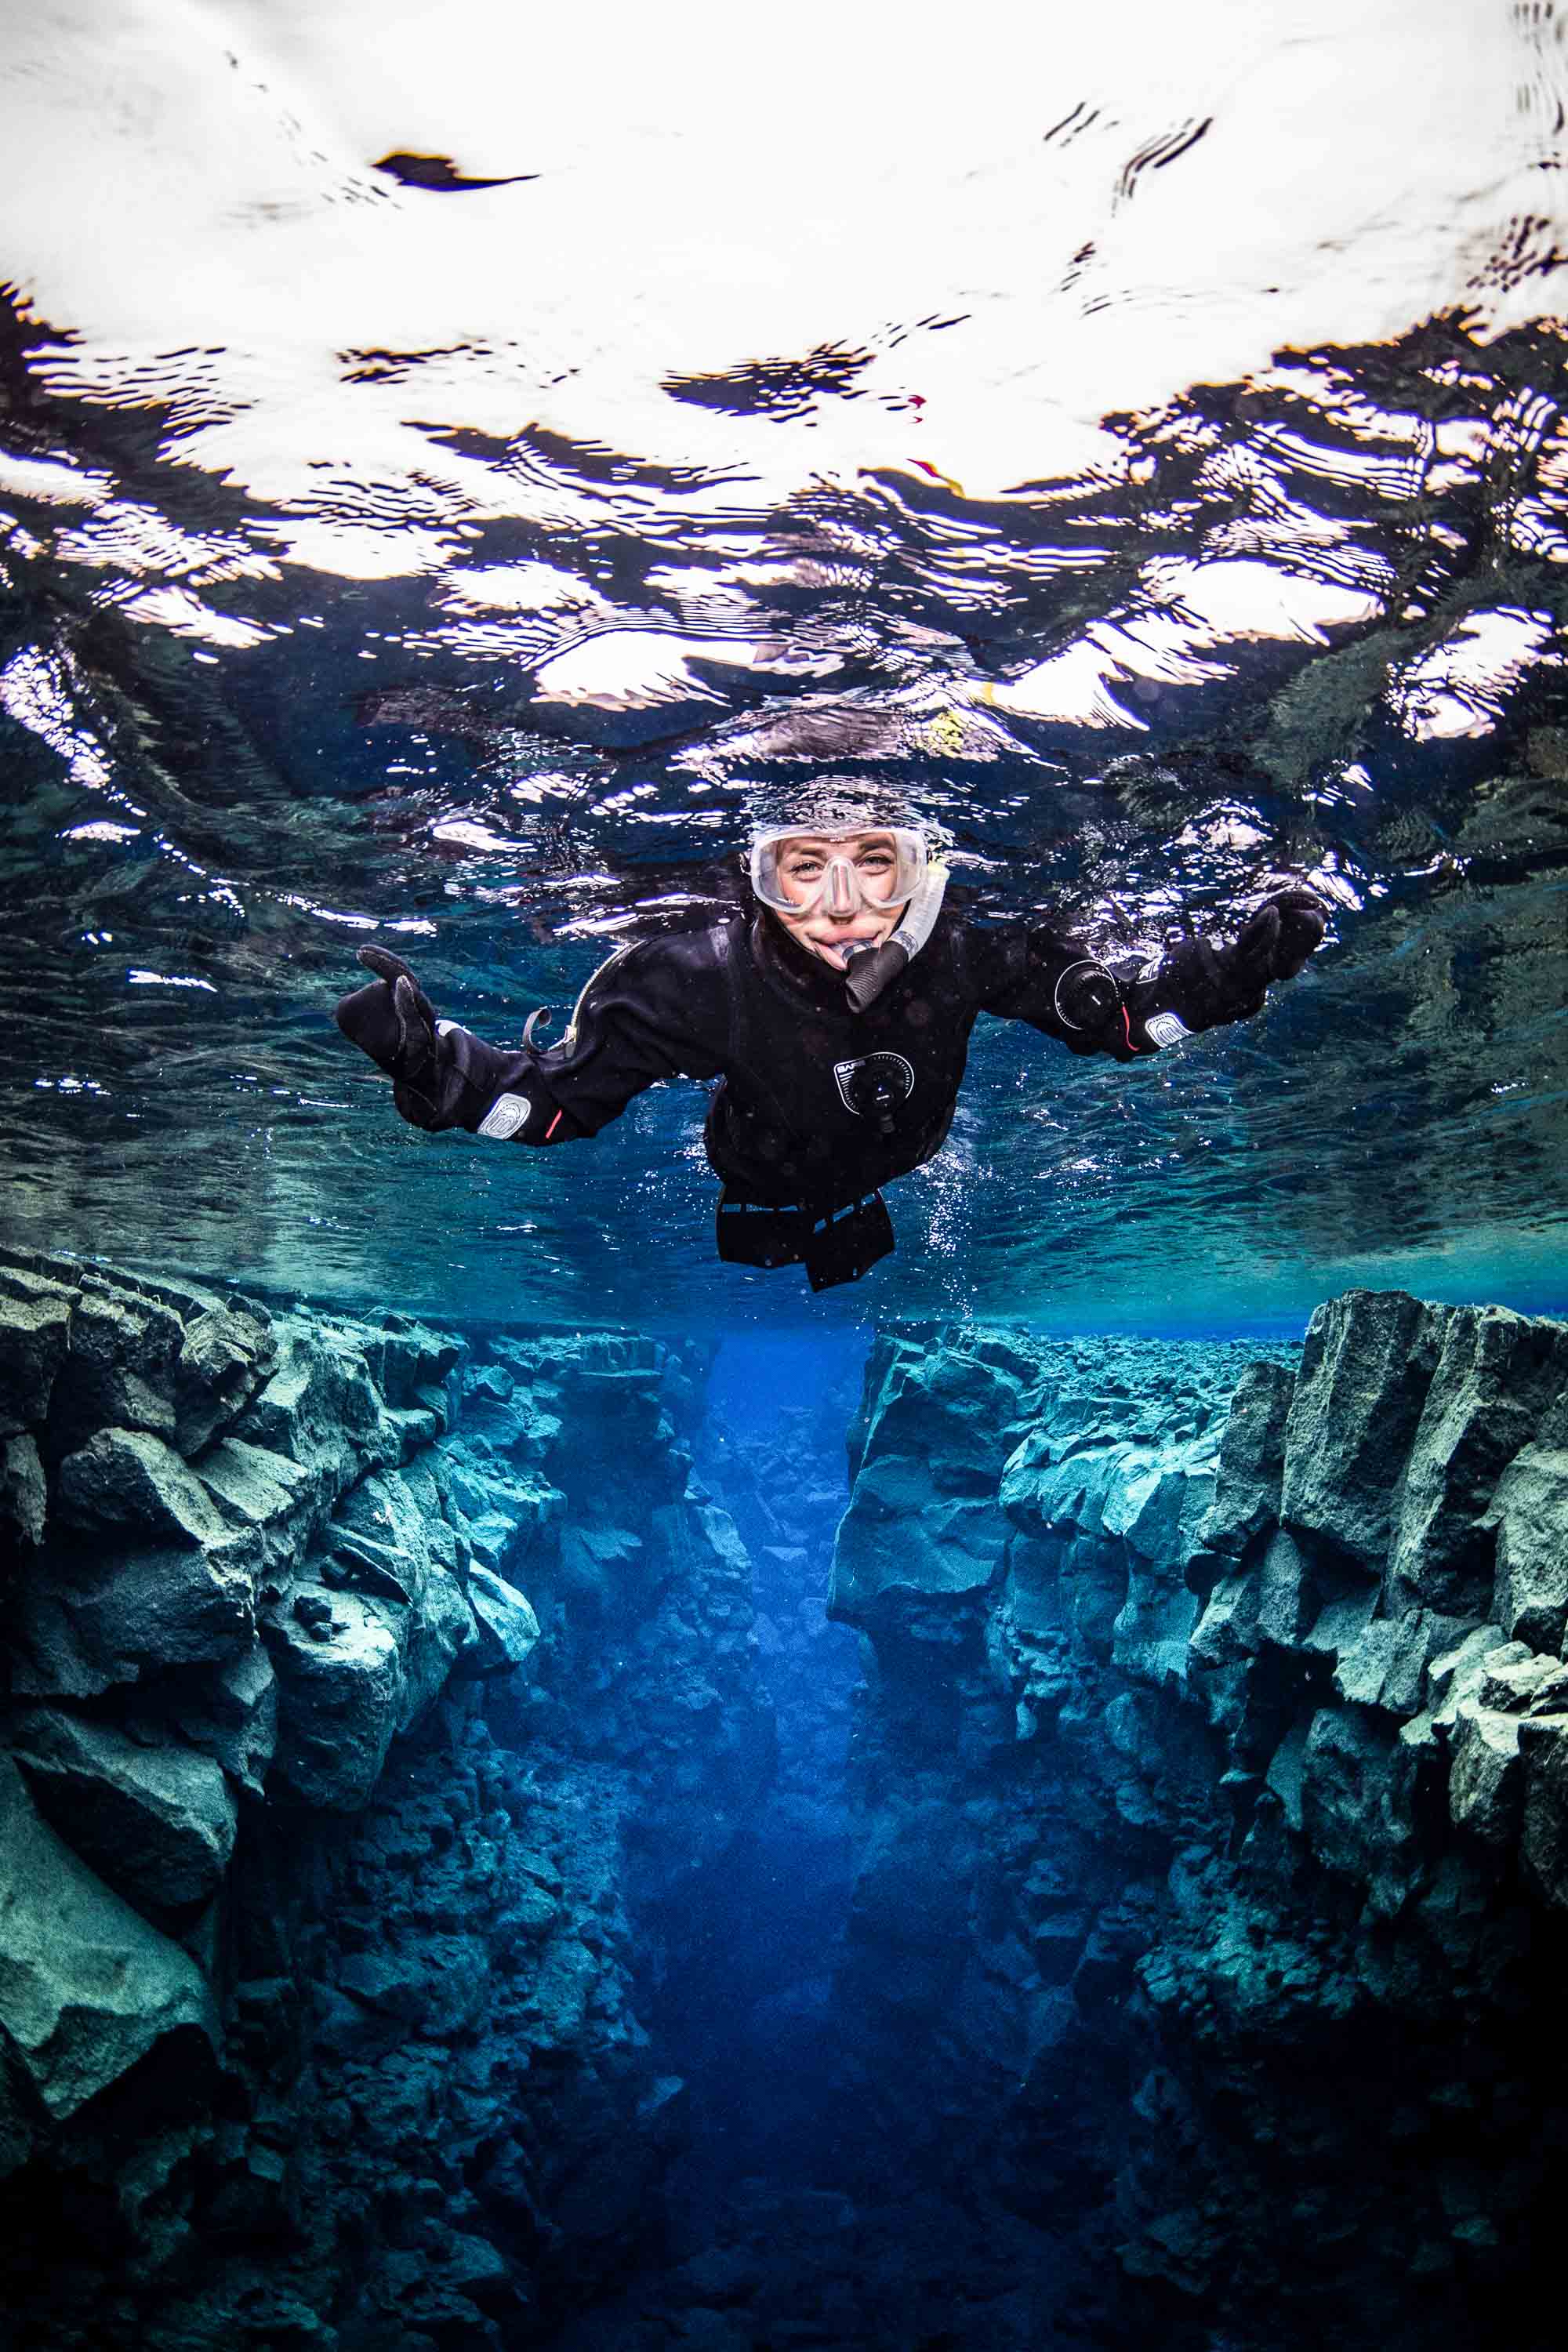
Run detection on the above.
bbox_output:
[841,855,949,1012]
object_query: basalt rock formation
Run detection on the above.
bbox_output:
[7,1251,1568,2352]
[0,1248,771,2351]
[829,1292,1568,2350]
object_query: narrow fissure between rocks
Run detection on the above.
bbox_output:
[5,1256,1568,2352]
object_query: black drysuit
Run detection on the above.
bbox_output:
[336,891,1324,1287]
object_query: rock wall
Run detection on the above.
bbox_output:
[10,1254,1567,2352]
[0,1249,771,2351]
[829,1294,1568,2350]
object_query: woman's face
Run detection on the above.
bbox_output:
[768,830,907,969]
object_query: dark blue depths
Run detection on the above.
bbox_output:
[5,1259,1568,2352]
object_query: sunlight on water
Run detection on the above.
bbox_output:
[0,1,1564,1327]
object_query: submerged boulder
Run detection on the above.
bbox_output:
[1486,1443,1568,1653]
[830,1339,1036,1623]
[1388,1307,1568,1613]
[6,1258,278,1457]
[831,1451,1008,1619]
[10,1709,238,1918]
[263,1588,406,1811]
[328,1460,477,1729]
[173,1642,279,1796]
[1200,1358,1294,1555]
[171,1295,279,1454]
[1280,1289,1438,1563]
[58,1425,245,1547]
[0,1757,216,2124]
[193,1435,317,1573]
[1446,1701,1526,1849]
[234,1319,397,1493]
[0,1264,73,1436]
[0,1432,46,1548]
[13,1533,260,1696]
[465,1563,542,1674]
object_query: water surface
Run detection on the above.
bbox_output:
[0,2,1564,1327]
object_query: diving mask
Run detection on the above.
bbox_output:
[749,825,928,916]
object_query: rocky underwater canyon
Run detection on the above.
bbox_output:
[2,1248,1568,2352]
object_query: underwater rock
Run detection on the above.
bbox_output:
[11,1533,261,1697]
[0,1263,72,1436]
[1445,1697,1526,1849]
[58,1422,245,1544]
[9,1707,238,1918]
[0,1431,45,1546]
[328,1458,477,1719]
[1329,1604,1480,1717]
[1388,1305,1568,1612]
[173,1642,279,1797]
[1298,1702,1420,1904]
[463,1559,542,1672]
[1486,1441,1568,1653]
[1254,1523,1318,1648]
[831,1338,1040,1623]
[0,1256,279,1460]
[1189,1563,1261,1667]
[832,1449,1010,1616]
[0,1261,768,2349]
[235,1314,403,1494]
[1279,1287,1438,1562]
[0,1755,216,2126]
[193,1434,316,1565]
[262,1584,409,1810]
[1198,1357,1294,1555]
[831,1291,1568,2345]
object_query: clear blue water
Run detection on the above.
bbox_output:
[2,23,1567,2345]
[0,6,1564,1334]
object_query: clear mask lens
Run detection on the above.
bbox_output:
[750,826,927,915]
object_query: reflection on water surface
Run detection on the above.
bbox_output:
[0,2,1564,1326]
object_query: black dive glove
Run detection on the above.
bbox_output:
[335,946,467,1130]
[1147,888,1327,1036]
[335,947,577,1142]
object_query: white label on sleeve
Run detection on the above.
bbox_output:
[1137,956,1162,984]
[477,1092,532,1140]
[1144,1011,1192,1050]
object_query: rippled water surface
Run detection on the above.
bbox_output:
[1,2,1565,1329]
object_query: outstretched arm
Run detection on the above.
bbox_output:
[334,941,724,1145]
[982,890,1328,1061]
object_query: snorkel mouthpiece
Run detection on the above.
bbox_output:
[842,858,949,1011]
[843,938,909,1010]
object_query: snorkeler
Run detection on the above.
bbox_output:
[335,791,1327,1290]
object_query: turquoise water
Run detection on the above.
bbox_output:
[0,5,1564,1334]
[2,21,1568,2347]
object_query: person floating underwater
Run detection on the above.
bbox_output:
[335,791,1327,1291]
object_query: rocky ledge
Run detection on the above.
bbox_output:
[7,1253,1566,2352]
[829,1290,1568,2350]
[0,1249,771,2351]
